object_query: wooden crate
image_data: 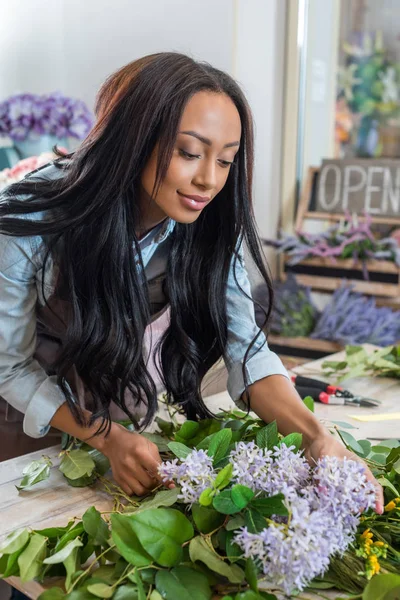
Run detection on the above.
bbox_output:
[280,254,400,297]
[268,334,343,361]
[279,166,400,298]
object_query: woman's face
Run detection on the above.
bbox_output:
[139,91,242,229]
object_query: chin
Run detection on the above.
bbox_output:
[165,207,203,224]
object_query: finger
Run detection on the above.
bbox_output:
[134,465,159,490]
[364,470,384,513]
[118,480,133,496]
[129,480,148,497]
[141,455,163,483]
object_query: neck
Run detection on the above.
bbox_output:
[137,186,167,239]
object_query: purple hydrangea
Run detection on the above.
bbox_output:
[0,92,93,141]
[158,449,216,505]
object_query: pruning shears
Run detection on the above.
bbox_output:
[291,375,381,408]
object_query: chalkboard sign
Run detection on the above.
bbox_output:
[316,159,400,218]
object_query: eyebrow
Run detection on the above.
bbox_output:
[179,130,240,149]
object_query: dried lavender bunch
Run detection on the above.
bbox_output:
[311,284,400,346]
[264,273,319,336]
[264,212,400,271]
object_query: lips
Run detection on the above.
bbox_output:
[177,191,212,212]
[177,192,211,203]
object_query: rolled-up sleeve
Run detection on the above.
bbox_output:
[0,233,67,437]
[224,244,289,409]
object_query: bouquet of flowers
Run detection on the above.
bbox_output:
[0,92,93,142]
[2,401,400,599]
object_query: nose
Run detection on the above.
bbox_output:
[192,157,217,192]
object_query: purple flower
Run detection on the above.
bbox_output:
[233,455,376,595]
[229,441,273,491]
[158,449,216,505]
[229,441,310,498]
[0,92,93,141]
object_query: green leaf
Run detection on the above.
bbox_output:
[214,463,233,490]
[373,439,400,448]
[338,430,365,455]
[330,420,357,429]
[59,449,96,480]
[212,490,241,515]
[155,417,175,437]
[192,420,223,447]
[149,591,163,600]
[86,583,114,598]
[34,523,74,538]
[255,421,278,450]
[280,432,302,452]
[192,504,225,534]
[199,488,214,507]
[0,528,29,554]
[176,421,200,440]
[234,592,262,600]
[132,568,147,600]
[189,536,244,583]
[167,442,192,459]
[90,565,116,584]
[88,448,110,476]
[64,590,98,600]
[64,473,97,487]
[302,396,315,412]
[129,508,194,567]
[54,523,84,553]
[357,439,372,457]
[82,507,109,546]
[113,585,140,600]
[133,487,181,511]
[44,538,83,565]
[141,433,170,453]
[379,476,400,497]
[111,513,153,567]
[225,531,243,562]
[64,544,84,591]
[250,494,288,517]
[18,533,47,582]
[16,457,52,490]
[362,573,400,599]
[231,485,254,509]
[155,565,212,600]
[0,549,25,578]
[37,588,66,600]
[244,509,266,533]
[225,515,246,531]
[208,429,232,464]
[245,557,259,593]
[372,445,395,453]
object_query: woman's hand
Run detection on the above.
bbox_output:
[303,433,384,514]
[98,422,172,496]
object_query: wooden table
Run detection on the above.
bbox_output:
[1,345,399,599]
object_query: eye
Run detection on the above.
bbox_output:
[218,159,234,168]
[179,149,201,160]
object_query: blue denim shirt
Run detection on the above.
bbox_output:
[0,162,289,438]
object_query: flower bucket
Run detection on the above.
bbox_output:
[13,134,69,160]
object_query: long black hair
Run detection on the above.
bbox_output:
[0,52,274,433]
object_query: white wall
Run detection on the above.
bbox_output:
[0,0,287,243]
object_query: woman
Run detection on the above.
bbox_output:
[0,52,383,511]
